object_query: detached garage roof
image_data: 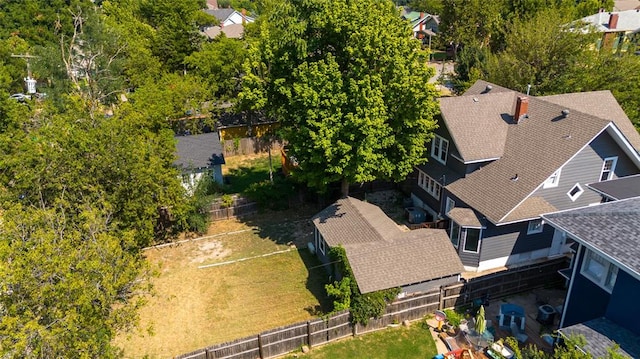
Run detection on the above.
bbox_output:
[312,197,464,293]
[174,132,225,170]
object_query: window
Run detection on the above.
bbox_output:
[581,249,618,293]
[567,183,584,201]
[599,157,617,182]
[445,197,455,215]
[450,222,460,248]
[318,234,325,255]
[543,169,561,188]
[527,219,544,235]
[431,135,449,164]
[463,228,481,253]
[418,171,442,199]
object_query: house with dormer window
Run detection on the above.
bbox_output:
[409,80,640,272]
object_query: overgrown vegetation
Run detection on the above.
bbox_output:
[325,246,400,325]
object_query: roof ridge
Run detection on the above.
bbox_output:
[346,197,390,243]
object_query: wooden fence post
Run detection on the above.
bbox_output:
[352,321,357,337]
[206,347,216,359]
[439,285,445,310]
[258,334,264,359]
[307,321,312,348]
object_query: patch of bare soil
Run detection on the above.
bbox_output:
[190,240,231,263]
[361,189,409,225]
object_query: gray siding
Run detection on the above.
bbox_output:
[479,222,554,262]
[532,131,640,211]
[401,275,460,295]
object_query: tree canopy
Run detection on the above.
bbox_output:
[242,0,439,196]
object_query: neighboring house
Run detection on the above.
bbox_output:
[401,10,439,44]
[174,132,225,194]
[576,9,640,52]
[312,197,464,296]
[542,198,640,358]
[614,0,640,11]
[202,8,255,39]
[409,80,640,272]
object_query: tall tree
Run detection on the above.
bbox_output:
[0,202,150,358]
[241,0,439,196]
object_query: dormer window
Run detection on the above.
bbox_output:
[431,135,449,164]
[599,157,617,182]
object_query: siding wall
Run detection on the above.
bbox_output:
[479,222,554,262]
[400,275,459,296]
[605,270,640,335]
[532,131,640,211]
[563,246,610,327]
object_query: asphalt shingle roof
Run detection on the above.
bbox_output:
[446,207,482,228]
[542,197,640,276]
[204,8,236,22]
[442,81,640,225]
[587,174,640,200]
[174,132,225,170]
[559,317,640,358]
[312,197,464,293]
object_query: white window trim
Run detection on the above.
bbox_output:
[445,197,455,215]
[527,219,544,235]
[462,228,482,254]
[599,156,618,182]
[543,169,561,188]
[431,135,449,165]
[567,183,584,202]
[417,170,442,199]
[450,221,460,248]
[580,249,618,293]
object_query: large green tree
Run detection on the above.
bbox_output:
[242,0,439,196]
[0,202,150,358]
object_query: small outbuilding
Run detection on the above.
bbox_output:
[312,196,464,296]
[174,132,225,194]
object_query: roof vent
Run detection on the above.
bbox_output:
[486,85,492,91]
[561,109,570,117]
[473,97,479,102]
[511,174,519,181]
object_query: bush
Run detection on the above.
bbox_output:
[244,176,295,210]
[443,309,465,327]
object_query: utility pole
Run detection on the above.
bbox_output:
[11,53,38,94]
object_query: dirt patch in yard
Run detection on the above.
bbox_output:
[190,240,231,263]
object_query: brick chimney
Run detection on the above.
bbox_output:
[419,12,424,31]
[514,96,529,123]
[609,13,619,29]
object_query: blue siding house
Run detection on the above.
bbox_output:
[410,80,640,272]
[542,198,640,358]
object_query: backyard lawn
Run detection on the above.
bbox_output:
[115,207,330,358]
[287,323,438,359]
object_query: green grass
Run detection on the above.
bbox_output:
[288,324,438,359]
[223,154,283,194]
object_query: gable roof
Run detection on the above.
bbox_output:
[587,174,640,200]
[578,9,640,33]
[542,197,640,278]
[174,132,225,170]
[205,8,236,22]
[202,24,245,39]
[442,80,640,224]
[312,197,464,293]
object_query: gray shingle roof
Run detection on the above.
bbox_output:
[312,197,464,293]
[542,197,640,276]
[442,81,640,225]
[587,174,640,200]
[204,8,236,22]
[174,132,225,170]
[559,317,640,358]
[578,9,640,32]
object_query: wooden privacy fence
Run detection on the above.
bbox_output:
[176,257,568,359]
[223,138,283,157]
[209,195,258,221]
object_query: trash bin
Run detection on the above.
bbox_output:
[536,304,556,325]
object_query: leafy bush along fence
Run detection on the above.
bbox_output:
[209,195,258,221]
[175,257,568,359]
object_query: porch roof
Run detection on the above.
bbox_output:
[558,317,640,358]
[447,207,482,228]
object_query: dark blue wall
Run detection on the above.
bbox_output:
[563,248,610,327]
[605,270,640,335]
